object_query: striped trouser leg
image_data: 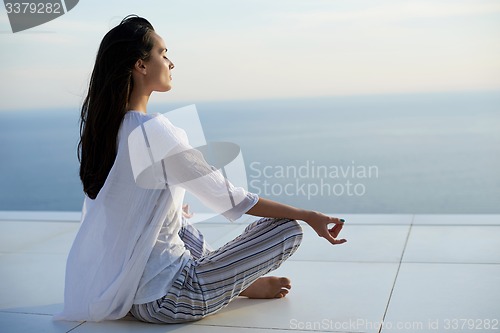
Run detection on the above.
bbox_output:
[177,217,214,260]
[130,217,302,324]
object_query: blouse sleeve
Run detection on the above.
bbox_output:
[162,145,259,221]
[128,113,258,222]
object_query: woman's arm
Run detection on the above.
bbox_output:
[246,197,347,246]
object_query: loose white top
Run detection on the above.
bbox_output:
[55,111,258,322]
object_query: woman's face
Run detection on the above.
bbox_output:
[144,32,174,92]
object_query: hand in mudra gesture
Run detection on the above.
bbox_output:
[303,211,347,245]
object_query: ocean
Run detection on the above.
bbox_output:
[1,91,499,214]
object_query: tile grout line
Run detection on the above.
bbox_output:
[377,215,414,333]
[192,322,357,332]
[65,321,86,332]
[394,261,500,265]
[0,310,55,316]
[0,310,85,332]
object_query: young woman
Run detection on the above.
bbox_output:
[55,15,346,324]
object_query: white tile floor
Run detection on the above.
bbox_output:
[0,212,499,333]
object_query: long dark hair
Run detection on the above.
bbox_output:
[78,15,155,199]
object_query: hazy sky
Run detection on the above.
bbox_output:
[1,0,499,110]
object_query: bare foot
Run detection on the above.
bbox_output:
[240,276,292,299]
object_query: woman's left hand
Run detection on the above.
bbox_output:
[182,204,194,219]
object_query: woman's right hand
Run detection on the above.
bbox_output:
[303,211,347,245]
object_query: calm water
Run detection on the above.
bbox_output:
[1,91,499,213]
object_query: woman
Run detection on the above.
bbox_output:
[55,15,346,324]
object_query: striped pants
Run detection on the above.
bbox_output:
[130,217,303,324]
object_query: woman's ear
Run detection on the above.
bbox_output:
[133,59,147,75]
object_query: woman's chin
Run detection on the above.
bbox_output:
[158,85,172,93]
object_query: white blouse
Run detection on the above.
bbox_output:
[55,110,258,322]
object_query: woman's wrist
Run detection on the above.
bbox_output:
[298,209,316,223]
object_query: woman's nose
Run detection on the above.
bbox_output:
[169,61,174,70]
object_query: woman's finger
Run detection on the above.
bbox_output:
[330,223,343,238]
[324,232,347,245]
[328,216,345,225]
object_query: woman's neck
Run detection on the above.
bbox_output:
[127,90,150,113]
